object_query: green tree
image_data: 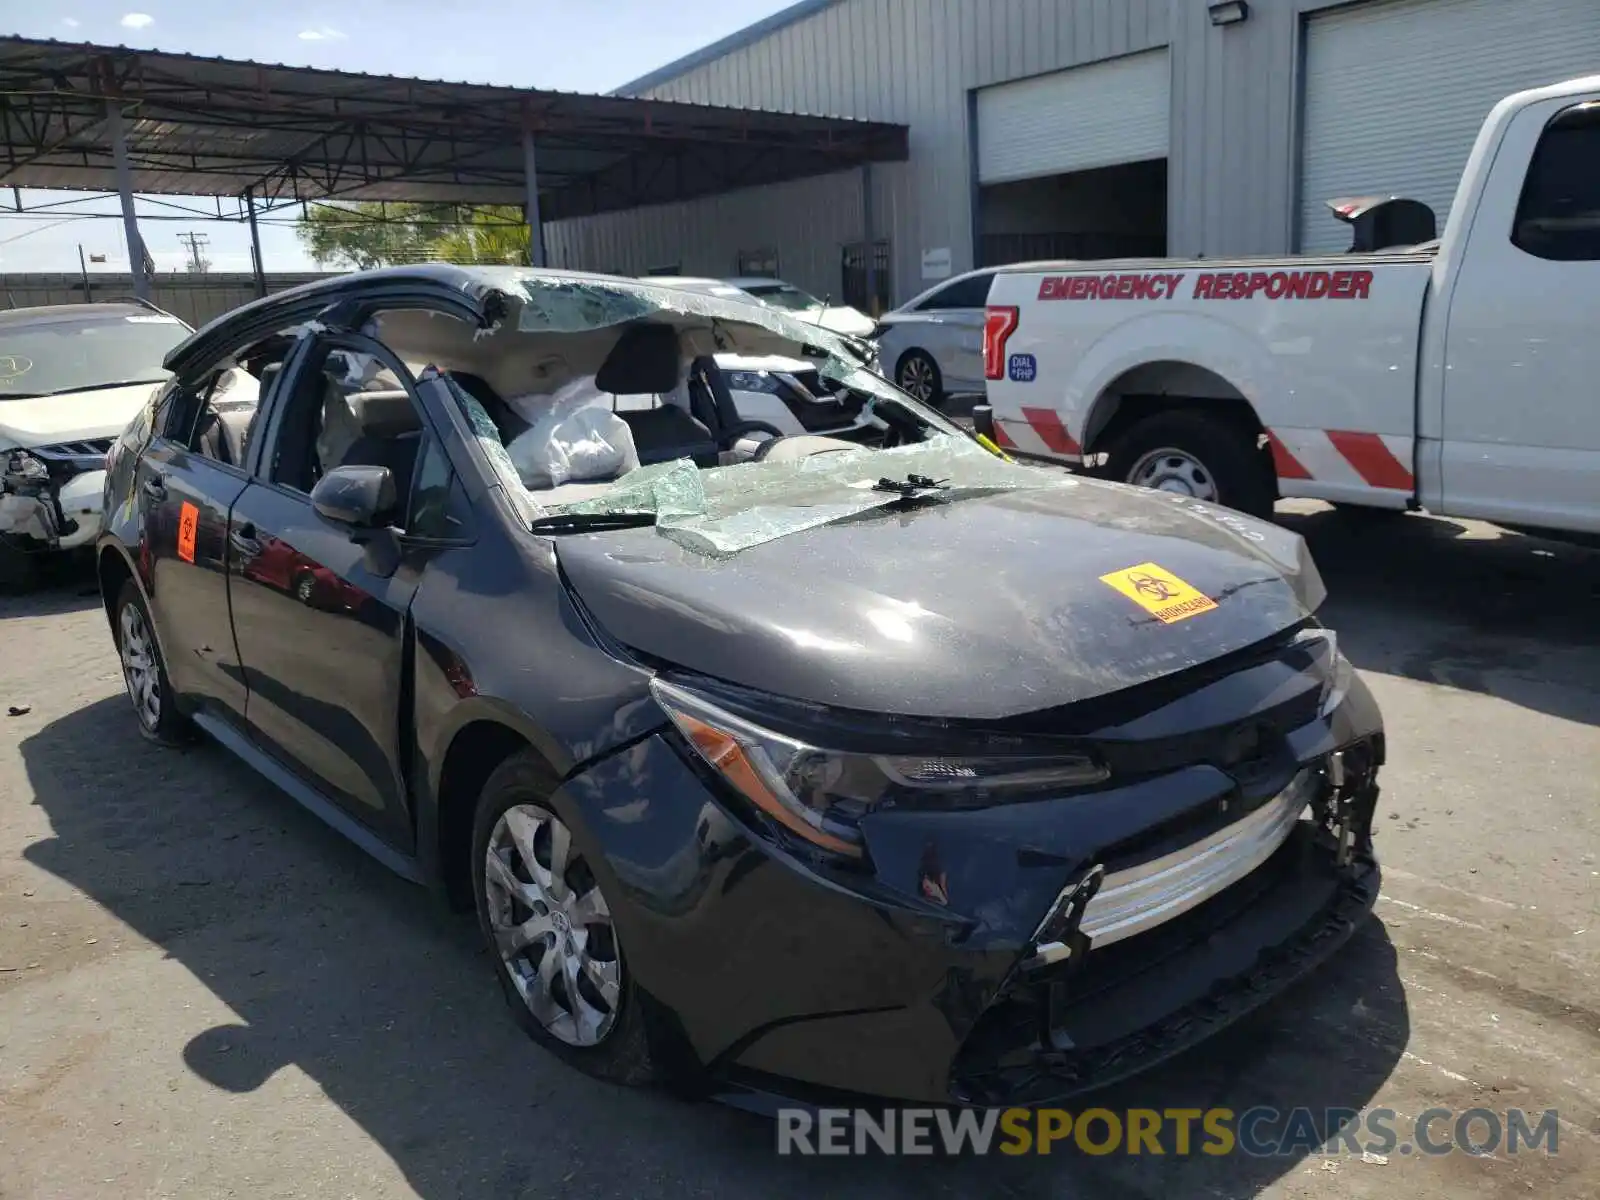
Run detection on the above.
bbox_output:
[431,206,531,266]
[296,202,530,269]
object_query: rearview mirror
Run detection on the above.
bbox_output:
[311,465,396,530]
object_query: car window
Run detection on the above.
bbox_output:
[915,274,992,311]
[157,367,261,471]
[407,436,474,541]
[267,342,425,497]
[1512,102,1600,262]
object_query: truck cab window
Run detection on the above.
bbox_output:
[1512,103,1600,261]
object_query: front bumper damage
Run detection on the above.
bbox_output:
[0,443,109,557]
[559,656,1386,1110]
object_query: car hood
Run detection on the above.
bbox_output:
[0,381,163,448]
[556,481,1324,719]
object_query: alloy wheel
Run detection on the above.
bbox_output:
[483,804,622,1047]
[119,602,161,730]
[1127,447,1218,502]
[898,354,936,401]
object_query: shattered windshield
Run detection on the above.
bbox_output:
[436,270,1065,556]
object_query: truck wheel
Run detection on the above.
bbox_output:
[895,349,944,407]
[0,538,41,594]
[1103,411,1275,519]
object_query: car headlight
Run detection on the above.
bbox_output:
[724,370,783,394]
[651,678,1109,858]
[1293,625,1355,717]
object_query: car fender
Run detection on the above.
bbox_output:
[93,535,173,667]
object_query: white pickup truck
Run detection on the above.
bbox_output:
[983,74,1600,539]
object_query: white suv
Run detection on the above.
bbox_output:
[0,302,189,589]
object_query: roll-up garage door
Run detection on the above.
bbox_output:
[1300,0,1600,252]
[977,50,1171,185]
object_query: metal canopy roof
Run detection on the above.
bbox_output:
[0,37,907,221]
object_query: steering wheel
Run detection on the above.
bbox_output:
[718,419,787,451]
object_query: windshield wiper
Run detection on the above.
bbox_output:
[529,511,659,535]
[44,378,167,396]
[872,473,949,497]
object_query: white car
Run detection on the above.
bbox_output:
[648,275,877,339]
[0,302,190,588]
[871,267,1000,406]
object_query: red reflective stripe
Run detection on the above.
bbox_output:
[1020,407,1081,455]
[1265,429,1312,480]
[992,423,1018,450]
[1327,430,1413,490]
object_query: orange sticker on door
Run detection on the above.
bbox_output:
[177,501,199,564]
[1098,561,1218,624]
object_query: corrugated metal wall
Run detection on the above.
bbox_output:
[0,273,334,328]
[544,0,1407,303]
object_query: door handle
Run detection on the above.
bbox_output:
[141,476,166,500]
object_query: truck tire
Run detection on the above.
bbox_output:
[1102,411,1275,519]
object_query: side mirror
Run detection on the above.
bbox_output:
[311,464,396,530]
[971,404,997,441]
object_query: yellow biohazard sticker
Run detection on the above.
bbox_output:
[1099,561,1218,624]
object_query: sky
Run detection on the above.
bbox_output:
[0,0,797,274]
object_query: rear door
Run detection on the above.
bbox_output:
[133,363,276,724]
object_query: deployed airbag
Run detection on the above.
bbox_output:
[504,378,640,489]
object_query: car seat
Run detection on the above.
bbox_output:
[594,323,719,467]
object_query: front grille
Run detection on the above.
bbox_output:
[29,439,113,471]
[1076,769,1318,948]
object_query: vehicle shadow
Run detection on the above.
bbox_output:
[20,696,1406,1198]
[1281,506,1600,727]
[0,554,103,621]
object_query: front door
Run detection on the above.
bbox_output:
[1438,97,1600,532]
[226,337,426,849]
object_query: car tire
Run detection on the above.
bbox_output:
[471,750,656,1086]
[1102,410,1276,519]
[113,579,192,745]
[0,538,41,594]
[895,349,944,407]
[292,570,316,605]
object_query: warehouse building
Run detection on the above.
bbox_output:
[545,0,1600,310]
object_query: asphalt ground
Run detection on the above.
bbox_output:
[1,503,1597,1199]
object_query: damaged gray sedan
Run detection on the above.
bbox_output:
[95,265,1384,1108]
